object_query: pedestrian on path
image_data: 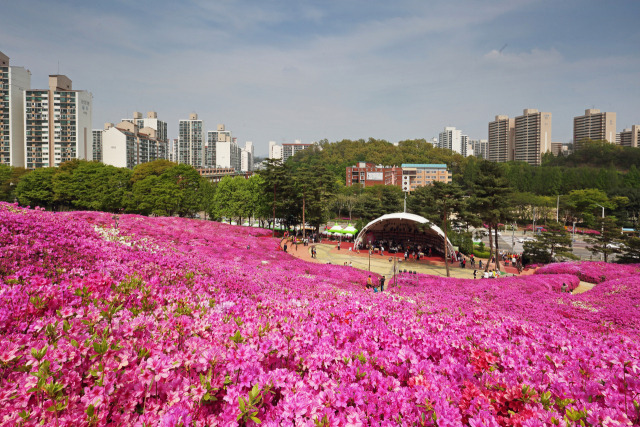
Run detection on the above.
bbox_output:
[379,275,385,292]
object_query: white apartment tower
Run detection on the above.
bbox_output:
[268,140,283,160]
[514,109,552,166]
[178,113,203,167]
[124,111,168,145]
[0,51,31,166]
[488,115,515,163]
[573,109,616,149]
[24,75,92,169]
[214,131,241,171]
[205,124,232,167]
[102,121,166,169]
[469,139,488,160]
[241,141,254,172]
[438,127,463,155]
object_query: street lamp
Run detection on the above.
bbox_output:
[594,203,605,260]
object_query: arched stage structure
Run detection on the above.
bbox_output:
[354,212,455,257]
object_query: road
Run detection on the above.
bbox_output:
[475,229,599,260]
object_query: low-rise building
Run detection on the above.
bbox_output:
[346,162,402,187]
[401,164,452,192]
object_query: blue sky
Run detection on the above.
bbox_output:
[2,0,639,156]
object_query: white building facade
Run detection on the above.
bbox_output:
[102,121,167,169]
[241,141,254,172]
[438,127,463,155]
[0,51,31,167]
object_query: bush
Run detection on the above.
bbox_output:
[473,248,491,259]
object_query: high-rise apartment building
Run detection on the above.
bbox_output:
[101,121,167,169]
[618,126,640,148]
[178,113,203,167]
[268,141,282,160]
[267,140,315,162]
[488,115,515,163]
[216,139,241,171]
[0,51,31,167]
[205,124,232,167]
[513,109,552,166]
[438,127,462,155]
[24,75,92,169]
[241,141,254,172]
[92,128,103,162]
[469,139,488,160]
[573,109,616,149]
[282,140,314,162]
[124,111,168,145]
[169,139,178,163]
[550,142,563,156]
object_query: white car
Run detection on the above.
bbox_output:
[518,237,535,244]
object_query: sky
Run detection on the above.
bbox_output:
[2,0,639,156]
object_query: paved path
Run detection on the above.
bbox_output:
[281,240,534,280]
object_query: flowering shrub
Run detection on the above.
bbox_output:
[1,203,639,426]
[536,261,640,284]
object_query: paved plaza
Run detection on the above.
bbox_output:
[281,239,595,294]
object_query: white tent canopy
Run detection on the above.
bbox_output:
[343,225,358,234]
[354,212,454,256]
[328,223,343,233]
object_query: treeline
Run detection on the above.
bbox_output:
[543,140,640,170]
[290,138,640,196]
[287,138,640,228]
[2,160,206,217]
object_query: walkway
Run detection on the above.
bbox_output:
[281,239,533,280]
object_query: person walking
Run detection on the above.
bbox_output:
[379,275,385,292]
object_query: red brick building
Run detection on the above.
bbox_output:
[346,162,402,188]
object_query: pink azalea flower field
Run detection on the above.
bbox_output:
[1,203,639,426]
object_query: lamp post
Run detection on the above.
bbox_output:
[594,203,605,260]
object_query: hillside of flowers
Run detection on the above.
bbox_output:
[1,202,639,426]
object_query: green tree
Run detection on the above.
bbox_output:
[161,164,204,217]
[522,221,576,265]
[130,159,176,184]
[585,216,624,262]
[15,168,57,209]
[617,236,640,264]
[0,165,28,202]
[469,161,513,272]
[408,181,465,277]
[259,159,294,234]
